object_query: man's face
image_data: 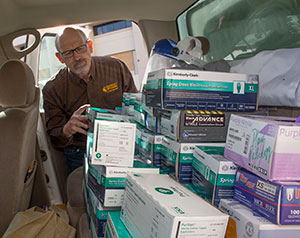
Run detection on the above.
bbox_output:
[57,29,92,76]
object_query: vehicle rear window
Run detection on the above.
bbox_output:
[177,0,300,63]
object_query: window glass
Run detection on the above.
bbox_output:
[38,34,64,110]
[177,0,300,63]
[93,20,132,36]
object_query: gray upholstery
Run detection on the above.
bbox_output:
[76,213,91,238]
[0,59,40,236]
[66,166,86,228]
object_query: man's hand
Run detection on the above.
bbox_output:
[62,104,90,138]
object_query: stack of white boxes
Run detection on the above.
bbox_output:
[84,107,160,238]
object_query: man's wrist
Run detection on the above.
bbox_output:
[62,126,72,138]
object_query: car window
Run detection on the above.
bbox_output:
[177,0,300,63]
[38,34,65,110]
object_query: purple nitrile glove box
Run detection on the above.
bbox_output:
[234,168,300,225]
[224,114,300,181]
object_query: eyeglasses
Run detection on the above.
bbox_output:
[60,42,88,59]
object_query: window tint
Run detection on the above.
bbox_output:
[93,20,132,36]
[177,0,300,63]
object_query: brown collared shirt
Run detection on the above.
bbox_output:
[43,56,138,149]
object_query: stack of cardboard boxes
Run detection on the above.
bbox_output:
[84,107,160,237]
[83,67,300,237]
[219,114,300,237]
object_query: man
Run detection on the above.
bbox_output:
[43,27,138,174]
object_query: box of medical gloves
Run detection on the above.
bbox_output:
[191,146,238,206]
[234,168,300,225]
[224,114,300,181]
[160,109,230,143]
[87,187,119,238]
[87,159,159,207]
[105,212,132,238]
[86,107,136,167]
[121,173,229,238]
[145,68,258,111]
[160,136,224,183]
[219,199,300,238]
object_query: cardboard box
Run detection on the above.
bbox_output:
[145,68,258,111]
[135,128,164,167]
[121,92,139,116]
[219,199,300,238]
[191,146,237,206]
[160,109,230,142]
[87,188,119,238]
[87,107,136,167]
[145,109,161,134]
[224,114,300,181]
[160,136,224,183]
[234,168,300,225]
[105,212,132,238]
[121,173,228,238]
[87,159,159,207]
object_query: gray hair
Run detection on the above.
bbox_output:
[55,27,88,52]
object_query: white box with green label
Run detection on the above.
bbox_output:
[87,159,160,207]
[86,107,136,167]
[121,173,228,238]
[192,146,238,207]
[145,68,258,111]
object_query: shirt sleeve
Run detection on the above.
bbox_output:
[42,80,73,148]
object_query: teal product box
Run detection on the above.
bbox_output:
[219,199,300,238]
[132,96,146,127]
[86,107,136,167]
[160,109,230,143]
[191,146,238,206]
[160,136,224,183]
[234,168,300,225]
[87,159,160,207]
[145,68,258,111]
[121,92,140,116]
[105,212,132,238]
[145,109,161,134]
[135,128,164,167]
[87,188,119,238]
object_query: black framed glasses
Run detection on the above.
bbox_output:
[60,42,88,58]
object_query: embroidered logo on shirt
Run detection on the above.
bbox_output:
[102,82,119,93]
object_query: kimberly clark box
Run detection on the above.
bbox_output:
[145,68,258,111]
[219,199,300,238]
[224,114,300,181]
[160,109,230,143]
[87,188,119,238]
[121,173,228,238]
[234,168,300,225]
[160,136,224,183]
[135,128,164,167]
[105,212,132,238]
[87,159,159,207]
[192,146,237,206]
[87,107,136,167]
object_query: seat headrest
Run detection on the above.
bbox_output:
[0,59,36,108]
